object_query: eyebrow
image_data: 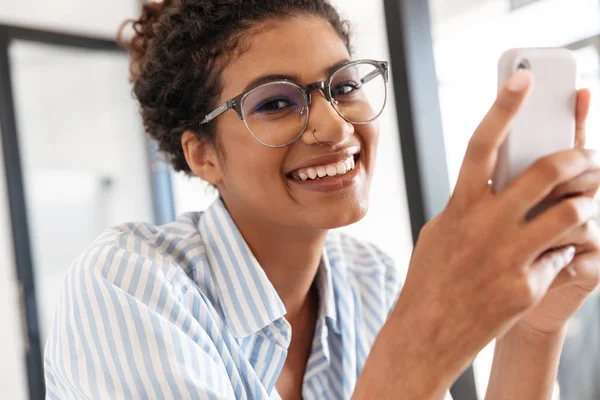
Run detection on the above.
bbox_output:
[241,59,352,93]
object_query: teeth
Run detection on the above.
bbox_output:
[326,165,337,177]
[291,155,358,181]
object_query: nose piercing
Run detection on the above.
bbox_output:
[312,129,325,145]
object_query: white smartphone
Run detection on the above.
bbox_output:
[492,48,577,196]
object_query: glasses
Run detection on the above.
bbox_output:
[200,59,389,147]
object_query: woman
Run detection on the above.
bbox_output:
[44,0,600,399]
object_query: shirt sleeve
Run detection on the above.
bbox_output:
[44,238,235,400]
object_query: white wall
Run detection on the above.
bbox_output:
[0,0,140,38]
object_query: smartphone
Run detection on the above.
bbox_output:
[492,48,577,197]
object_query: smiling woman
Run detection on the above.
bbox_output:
[42,1,600,400]
[43,2,409,399]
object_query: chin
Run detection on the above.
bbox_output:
[315,198,369,230]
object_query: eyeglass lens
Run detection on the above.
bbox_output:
[241,62,386,146]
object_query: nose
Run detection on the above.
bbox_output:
[300,92,354,146]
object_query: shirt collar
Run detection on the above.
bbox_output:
[198,198,287,338]
[198,197,343,338]
[318,247,340,334]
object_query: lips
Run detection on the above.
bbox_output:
[288,154,357,181]
[285,146,361,179]
[286,155,362,193]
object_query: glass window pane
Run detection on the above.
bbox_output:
[556,44,600,400]
[9,40,155,345]
[574,45,600,154]
[430,0,600,398]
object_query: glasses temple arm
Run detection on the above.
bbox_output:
[200,100,236,124]
[361,68,385,85]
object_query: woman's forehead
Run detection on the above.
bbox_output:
[220,15,351,98]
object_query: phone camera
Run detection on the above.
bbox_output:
[517,59,531,71]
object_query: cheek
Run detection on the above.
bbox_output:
[216,116,288,188]
[358,121,380,165]
[369,120,381,145]
[223,143,288,189]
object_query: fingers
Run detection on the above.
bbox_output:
[550,250,600,291]
[452,71,532,208]
[521,196,598,254]
[575,89,591,148]
[545,220,600,290]
[502,148,600,216]
[529,245,577,294]
[544,168,600,201]
[546,220,600,256]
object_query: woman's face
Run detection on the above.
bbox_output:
[190,15,380,230]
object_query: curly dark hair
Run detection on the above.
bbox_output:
[119,0,352,175]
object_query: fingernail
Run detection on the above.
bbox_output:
[565,246,576,264]
[507,70,532,92]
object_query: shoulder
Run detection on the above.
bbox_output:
[65,211,215,310]
[45,213,235,398]
[89,211,203,254]
[87,212,205,272]
[51,210,223,345]
[326,230,404,311]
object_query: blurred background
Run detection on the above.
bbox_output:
[0,0,598,399]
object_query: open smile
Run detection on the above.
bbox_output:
[285,153,361,192]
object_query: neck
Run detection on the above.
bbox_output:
[221,198,326,319]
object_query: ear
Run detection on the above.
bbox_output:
[181,130,224,185]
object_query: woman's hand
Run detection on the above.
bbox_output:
[354,73,600,400]
[393,71,600,380]
[514,89,600,335]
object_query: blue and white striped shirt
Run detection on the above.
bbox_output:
[44,198,452,399]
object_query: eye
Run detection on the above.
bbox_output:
[253,97,294,114]
[332,81,361,97]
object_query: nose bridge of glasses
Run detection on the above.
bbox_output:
[305,81,331,104]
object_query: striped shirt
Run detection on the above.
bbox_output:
[44,198,453,399]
